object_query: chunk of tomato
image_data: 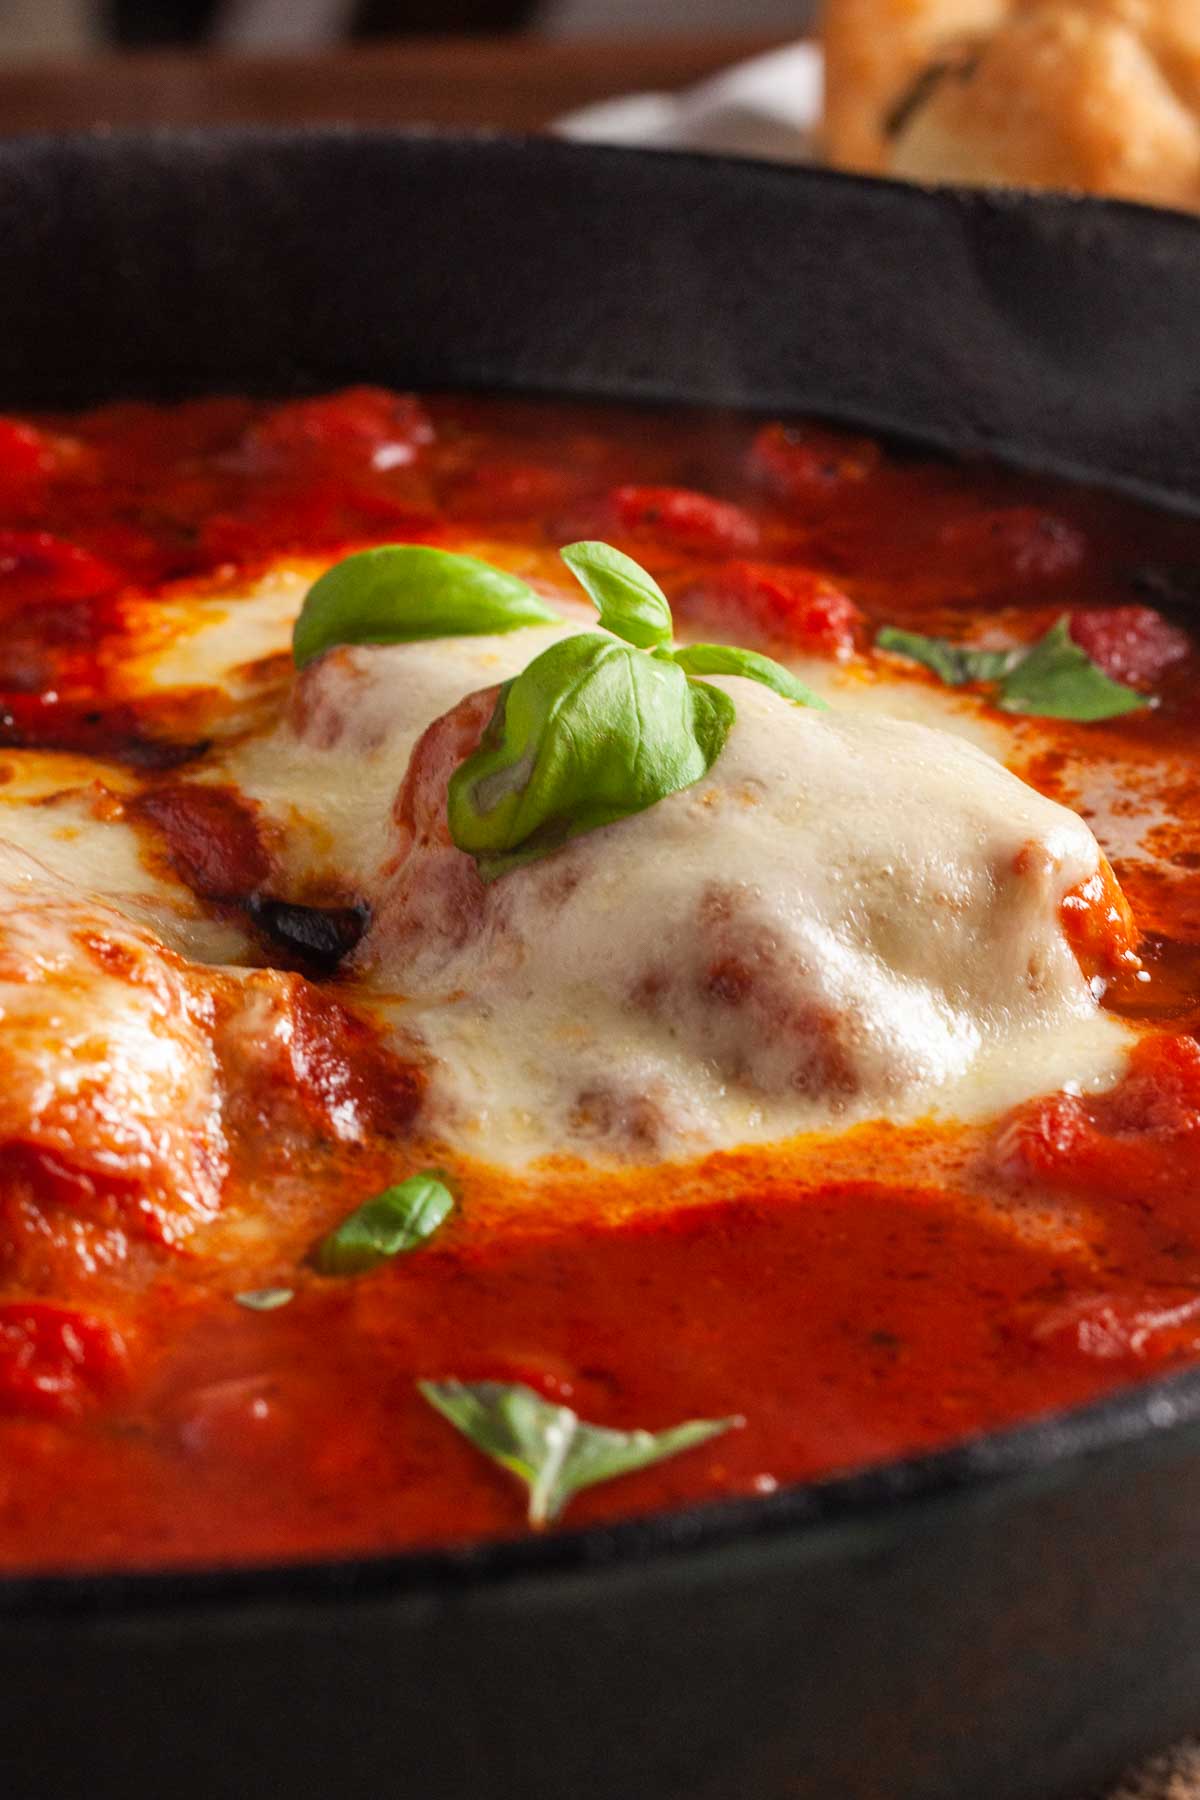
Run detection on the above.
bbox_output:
[135,782,273,902]
[245,387,434,469]
[0,418,54,501]
[442,458,585,521]
[1068,605,1190,689]
[677,559,862,657]
[0,530,122,605]
[198,481,437,565]
[0,1302,127,1419]
[934,505,1085,587]
[596,484,759,555]
[998,1034,1200,1208]
[748,423,880,505]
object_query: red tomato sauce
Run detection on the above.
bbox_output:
[3,388,1200,1572]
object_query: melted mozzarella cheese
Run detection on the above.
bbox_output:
[220,603,593,898]
[216,592,1013,910]
[117,564,319,712]
[0,844,227,1228]
[10,546,1132,1177]
[815,652,1014,753]
[359,676,1131,1164]
[0,755,252,965]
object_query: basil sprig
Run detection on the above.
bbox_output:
[558,542,822,706]
[448,541,823,880]
[559,540,674,648]
[448,634,734,882]
[292,545,560,668]
[418,1378,740,1527]
[313,1169,454,1276]
[668,640,825,709]
[877,617,1148,722]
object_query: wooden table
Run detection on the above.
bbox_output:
[0,32,785,138]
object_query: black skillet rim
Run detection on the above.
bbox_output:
[1,125,1200,1622]
[6,1290,1200,1622]
[4,125,1200,511]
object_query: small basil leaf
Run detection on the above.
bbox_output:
[234,1287,294,1311]
[667,642,827,709]
[293,545,559,668]
[996,615,1148,722]
[418,1379,741,1527]
[313,1170,454,1276]
[447,633,735,882]
[877,619,1147,722]
[876,626,1015,686]
[559,540,674,649]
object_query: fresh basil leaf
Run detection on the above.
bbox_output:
[313,1170,454,1276]
[876,626,1015,687]
[447,633,735,882]
[418,1379,740,1527]
[996,615,1148,722]
[292,545,560,668]
[667,641,827,709]
[559,540,674,649]
[878,618,1147,722]
[234,1287,294,1311]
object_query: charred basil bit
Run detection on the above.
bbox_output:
[120,736,213,772]
[249,897,368,971]
[884,44,982,140]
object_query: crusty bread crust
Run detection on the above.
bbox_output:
[826,0,1200,209]
[891,2,1200,206]
[823,0,1010,170]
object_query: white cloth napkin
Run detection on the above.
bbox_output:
[556,39,824,162]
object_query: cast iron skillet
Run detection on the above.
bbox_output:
[4,131,1200,1800]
